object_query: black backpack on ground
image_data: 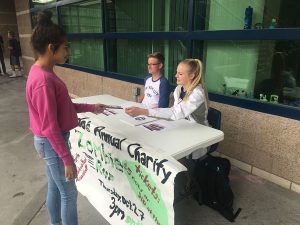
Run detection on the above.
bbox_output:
[193,155,242,222]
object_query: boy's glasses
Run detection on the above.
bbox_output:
[147,63,160,66]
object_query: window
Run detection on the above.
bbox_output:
[60,0,102,33]
[194,0,300,30]
[199,40,300,108]
[106,0,189,32]
[68,39,104,71]
[107,40,188,83]
[29,0,300,119]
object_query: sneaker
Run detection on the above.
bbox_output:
[9,74,17,78]
[16,70,23,76]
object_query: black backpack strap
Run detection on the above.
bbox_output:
[233,208,242,221]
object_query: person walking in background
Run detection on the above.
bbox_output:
[26,10,106,225]
[0,34,6,75]
[7,30,22,78]
[139,52,170,108]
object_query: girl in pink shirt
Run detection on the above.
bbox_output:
[26,11,105,225]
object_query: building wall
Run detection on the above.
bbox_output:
[14,0,35,75]
[0,0,19,58]
[52,66,300,193]
[22,40,300,194]
[16,0,300,194]
[211,101,300,190]
[54,66,144,102]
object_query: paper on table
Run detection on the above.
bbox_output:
[120,115,158,126]
[121,101,145,109]
[105,105,123,109]
[142,119,177,132]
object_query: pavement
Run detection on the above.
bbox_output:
[1,68,300,225]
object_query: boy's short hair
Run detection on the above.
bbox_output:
[147,52,165,64]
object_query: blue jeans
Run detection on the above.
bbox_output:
[34,133,78,225]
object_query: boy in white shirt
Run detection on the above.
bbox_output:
[139,52,170,108]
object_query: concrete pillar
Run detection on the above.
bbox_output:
[0,0,19,58]
[14,0,35,76]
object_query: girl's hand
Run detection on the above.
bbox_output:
[65,163,77,181]
[94,104,106,114]
[125,107,148,117]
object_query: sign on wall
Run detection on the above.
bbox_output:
[69,116,186,225]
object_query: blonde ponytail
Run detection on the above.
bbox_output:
[180,59,209,105]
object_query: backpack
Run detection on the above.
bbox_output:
[193,155,242,222]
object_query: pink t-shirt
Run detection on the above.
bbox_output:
[26,64,95,165]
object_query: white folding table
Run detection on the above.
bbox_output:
[73,94,224,160]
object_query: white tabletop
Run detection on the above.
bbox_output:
[73,95,224,160]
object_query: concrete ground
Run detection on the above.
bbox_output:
[1,69,300,225]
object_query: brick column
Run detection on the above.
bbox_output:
[0,1,18,58]
[14,0,35,76]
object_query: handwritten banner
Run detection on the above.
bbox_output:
[69,115,186,225]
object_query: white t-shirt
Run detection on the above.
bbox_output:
[142,75,170,109]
